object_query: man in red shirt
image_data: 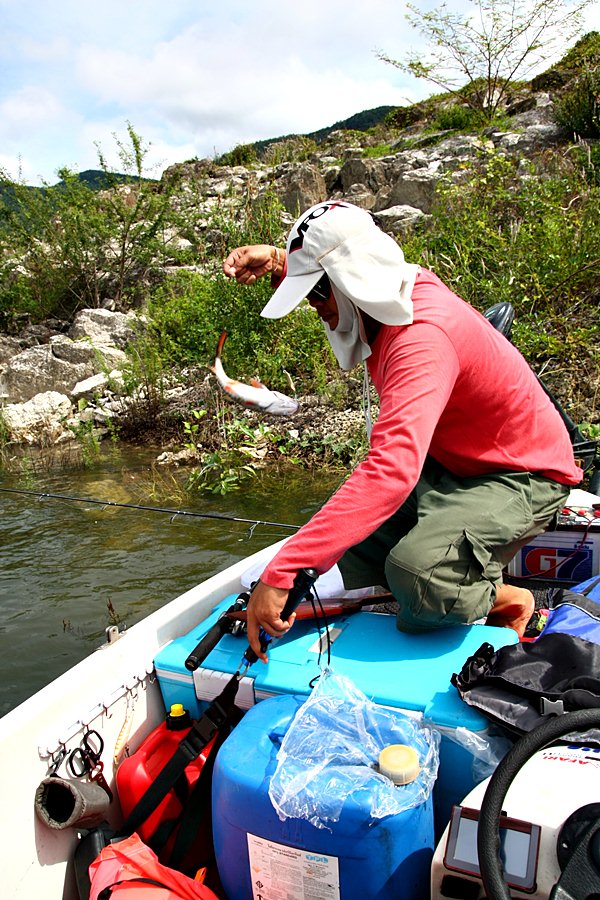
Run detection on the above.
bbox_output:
[223,201,582,660]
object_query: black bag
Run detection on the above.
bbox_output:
[74,824,118,900]
[452,633,600,736]
[452,576,600,739]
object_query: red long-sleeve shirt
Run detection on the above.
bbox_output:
[262,268,582,589]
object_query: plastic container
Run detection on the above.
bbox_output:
[116,703,215,845]
[212,694,435,900]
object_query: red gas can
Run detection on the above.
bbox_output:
[116,703,216,846]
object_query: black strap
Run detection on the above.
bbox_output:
[147,737,219,861]
[98,876,173,897]
[168,707,241,871]
[114,674,240,840]
[148,774,193,856]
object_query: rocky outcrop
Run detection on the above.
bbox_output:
[272,163,328,216]
[164,90,569,244]
[68,308,138,349]
[0,339,128,404]
[0,335,21,367]
[1,391,74,445]
[0,308,138,446]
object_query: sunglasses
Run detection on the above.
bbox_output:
[307,273,331,303]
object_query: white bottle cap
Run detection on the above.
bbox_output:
[378,744,420,785]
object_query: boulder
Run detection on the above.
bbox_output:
[272,162,327,215]
[493,123,567,151]
[0,345,80,403]
[339,183,377,209]
[71,374,108,401]
[377,165,441,214]
[1,391,73,445]
[0,335,21,368]
[69,308,138,349]
[338,157,389,196]
[375,205,430,235]
[0,339,127,404]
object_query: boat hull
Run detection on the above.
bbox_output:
[0,542,282,899]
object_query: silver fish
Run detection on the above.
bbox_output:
[209,331,299,416]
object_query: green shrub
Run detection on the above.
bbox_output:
[215,143,257,167]
[384,102,428,130]
[0,125,181,322]
[362,144,394,158]
[263,137,318,166]
[555,69,600,137]
[0,268,39,332]
[569,140,600,186]
[148,271,333,393]
[433,104,486,132]
[146,187,336,394]
[401,144,600,364]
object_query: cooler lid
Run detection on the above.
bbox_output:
[203,609,518,730]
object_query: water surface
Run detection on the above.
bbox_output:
[0,447,339,716]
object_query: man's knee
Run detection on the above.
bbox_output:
[385,535,494,631]
[385,552,441,632]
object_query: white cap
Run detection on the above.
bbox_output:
[261,201,370,318]
[260,200,418,326]
[378,744,421,785]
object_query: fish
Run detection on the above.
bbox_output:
[209,331,299,416]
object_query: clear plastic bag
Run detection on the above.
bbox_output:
[436,724,513,784]
[269,668,440,829]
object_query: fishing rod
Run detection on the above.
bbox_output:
[0,487,300,531]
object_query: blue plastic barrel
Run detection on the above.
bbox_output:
[212,694,434,900]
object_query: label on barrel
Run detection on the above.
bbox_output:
[247,833,340,899]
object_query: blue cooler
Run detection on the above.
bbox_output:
[212,693,435,900]
[154,597,518,834]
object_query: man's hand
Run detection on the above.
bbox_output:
[223,244,283,285]
[246,580,293,662]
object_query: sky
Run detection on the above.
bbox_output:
[1,0,599,186]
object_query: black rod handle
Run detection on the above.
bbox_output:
[185,620,230,671]
[185,592,250,671]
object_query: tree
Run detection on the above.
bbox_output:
[0,125,184,326]
[92,123,177,307]
[378,0,593,120]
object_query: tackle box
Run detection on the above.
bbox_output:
[154,595,519,835]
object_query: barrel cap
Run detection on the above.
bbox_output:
[166,703,192,730]
[378,744,420,785]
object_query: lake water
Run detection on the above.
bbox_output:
[0,446,340,717]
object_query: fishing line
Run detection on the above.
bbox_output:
[0,487,300,532]
[308,585,331,687]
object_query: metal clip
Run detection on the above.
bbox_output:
[237,659,251,679]
[540,697,565,716]
[47,747,67,777]
[105,625,122,644]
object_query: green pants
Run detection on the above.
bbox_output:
[338,459,569,632]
